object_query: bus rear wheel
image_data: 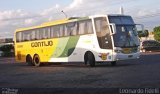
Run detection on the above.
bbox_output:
[33,54,41,67]
[85,52,95,67]
[26,55,34,66]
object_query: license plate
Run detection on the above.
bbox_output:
[123,48,131,54]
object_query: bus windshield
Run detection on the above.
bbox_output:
[108,16,140,48]
[113,25,139,47]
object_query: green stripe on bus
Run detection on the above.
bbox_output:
[51,37,70,58]
[59,36,80,57]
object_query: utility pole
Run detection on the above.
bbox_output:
[61,10,68,18]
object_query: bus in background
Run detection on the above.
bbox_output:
[14,14,143,67]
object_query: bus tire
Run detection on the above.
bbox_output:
[111,61,117,66]
[33,54,41,67]
[26,55,34,66]
[85,52,95,67]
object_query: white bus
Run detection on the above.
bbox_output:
[14,14,143,67]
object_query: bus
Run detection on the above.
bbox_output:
[14,14,143,67]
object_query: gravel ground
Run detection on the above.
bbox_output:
[0,52,160,88]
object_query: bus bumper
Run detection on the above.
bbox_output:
[112,52,141,61]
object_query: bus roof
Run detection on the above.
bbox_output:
[15,17,89,32]
[89,14,131,18]
[15,14,131,32]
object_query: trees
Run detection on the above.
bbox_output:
[0,44,13,52]
[154,26,160,42]
[0,44,14,57]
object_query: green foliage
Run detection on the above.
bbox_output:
[138,30,149,38]
[0,44,13,52]
[0,44,14,57]
[154,26,160,42]
[1,52,14,57]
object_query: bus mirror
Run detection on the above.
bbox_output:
[136,24,145,36]
[110,23,116,35]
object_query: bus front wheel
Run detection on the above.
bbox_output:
[85,52,95,67]
[111,61,117,66]
[26,55,34,66]
[33,54,41,67]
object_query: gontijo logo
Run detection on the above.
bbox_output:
[98,53,109,60]
[31,41,53,47]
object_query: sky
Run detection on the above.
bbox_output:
[0,0,160,38]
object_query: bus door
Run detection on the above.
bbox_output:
[94,17,113,60]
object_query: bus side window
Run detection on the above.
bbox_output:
[50,26,58,38]
[16,33,19,42]
[22,31,31,41]
[95,18,109,37]
[16,32,21,42]
[64,24,68,36]
[39,29,43,40]
[78,21,86,35]
[65,24,70,36]
[43,27,50,39]
[31,30,36,40]
[50,26,54,38]
[47,27,51,39]
[95,19,101,33]
[86,20,93,34]
[42,28,48,39]
[35,29,40,40]
[66,22,77,36]
[22,32,25,41]
[59,25,65,37]
[78,20,93,35]
[54,26,60,38]
[72,22,78,36]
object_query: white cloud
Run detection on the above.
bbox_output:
[41,4,61,16]
[0,10,40,38]
[0,0,160,38]
[68,0,83,9]
[24,18,35,25]
[0,9,30,21]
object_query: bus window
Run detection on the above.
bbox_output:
[47,27,51,39]
[35,29,40,40]
[51,26,59,38]
[16,32,22,42]
[31,30,36,40]
[86,20,93,34]
[39,29,43,40]
[42,28,48,39]
[78,21,86,35]
[95,19,101,33]
[50,26,54,38]
[94,17,112,49]
[66,22,77,36]
[78,20,93,35]
[22,31,32,42]
[16,32,19,42]
[44,27,50,39]
[59,25,65,37]
[95,18,109,35]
